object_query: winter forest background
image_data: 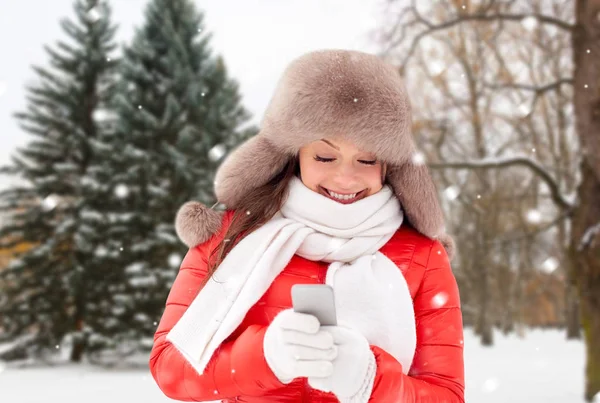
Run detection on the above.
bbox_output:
[0,0,599,402]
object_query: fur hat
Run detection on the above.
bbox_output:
[175,49,455,259]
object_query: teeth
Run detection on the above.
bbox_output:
[327,189,358,200]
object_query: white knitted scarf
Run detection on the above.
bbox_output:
[166,176,416,376]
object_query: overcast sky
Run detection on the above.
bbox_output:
[0,0,388,191]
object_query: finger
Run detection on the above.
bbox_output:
[282,329,334,350]
[287,344,338,361]
[278,310,320,333]
[292,360,333,378]
[320,325,353,344]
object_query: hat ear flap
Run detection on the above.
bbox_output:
[214,135,291,209]
[386,162,454,258]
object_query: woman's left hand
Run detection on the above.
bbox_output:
[308,325,377,402]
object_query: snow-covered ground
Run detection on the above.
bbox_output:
[0,327,588,402]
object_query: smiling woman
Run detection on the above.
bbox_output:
[150,49,464,403]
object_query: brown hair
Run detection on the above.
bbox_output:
[203,155,300,286]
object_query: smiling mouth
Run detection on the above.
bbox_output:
[319,186,367,204]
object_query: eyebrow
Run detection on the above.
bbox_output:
[320,139,340,150]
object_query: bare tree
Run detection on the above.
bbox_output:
[374,0,599,400]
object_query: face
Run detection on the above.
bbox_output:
[298,136,386,204]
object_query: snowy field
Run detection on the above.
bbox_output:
[0,327,589,403]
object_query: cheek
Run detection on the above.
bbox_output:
[299,158,326,190]
[364,167,384,194]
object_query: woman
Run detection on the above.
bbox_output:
[149,49,464,402]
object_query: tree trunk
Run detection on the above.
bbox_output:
[570,162,600,401]
[561,209,581,339]
[69,318,85,363]
[571,2,600,400]
[565,283,582,339]
[580,282,600,402]
[475,265,494,346]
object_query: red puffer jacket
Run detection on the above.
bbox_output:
[150,211,465,402]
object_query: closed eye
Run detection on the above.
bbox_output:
[314,156,335,163]
[315,156,377,165]
[359,160,377,165]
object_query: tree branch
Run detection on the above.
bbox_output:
[398,9,573,68]
[428,154,576,211]
[484,78,574,93]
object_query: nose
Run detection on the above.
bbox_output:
[331,163,360,190]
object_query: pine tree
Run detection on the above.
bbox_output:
[79,0,256,361]
[0,0,119,362]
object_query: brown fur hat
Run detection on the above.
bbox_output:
[175,49,455,259]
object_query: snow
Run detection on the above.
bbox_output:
[580,221,600,250]
[0,328,587,402]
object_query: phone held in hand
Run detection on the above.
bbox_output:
[291,284,337,326]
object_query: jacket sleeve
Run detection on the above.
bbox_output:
[149,233,286,401]
[368,240,465,403]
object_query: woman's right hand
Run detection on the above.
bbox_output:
[263,308,338,384]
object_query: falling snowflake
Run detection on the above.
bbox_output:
[541,257,559,274]
[168,253,182,268]
[0,81,6,97]
[519,103,531,116]
[526,209,542,224]
[428,60,446,75]
[482,377,499,393]
[443,186,460,201]
[87,6,101,22]
[208,144,226,162]
[114,184,129,199]
[95,245,108,257]
[41,194,60,212]
[412,151,426,165]
[521,16,538,31]
[432,292,448,308]
[92,108,117,122]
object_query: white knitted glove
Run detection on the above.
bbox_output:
[308,326,377,403]
[263,309,339,384]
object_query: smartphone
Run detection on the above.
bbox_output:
[291,284,337,326]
